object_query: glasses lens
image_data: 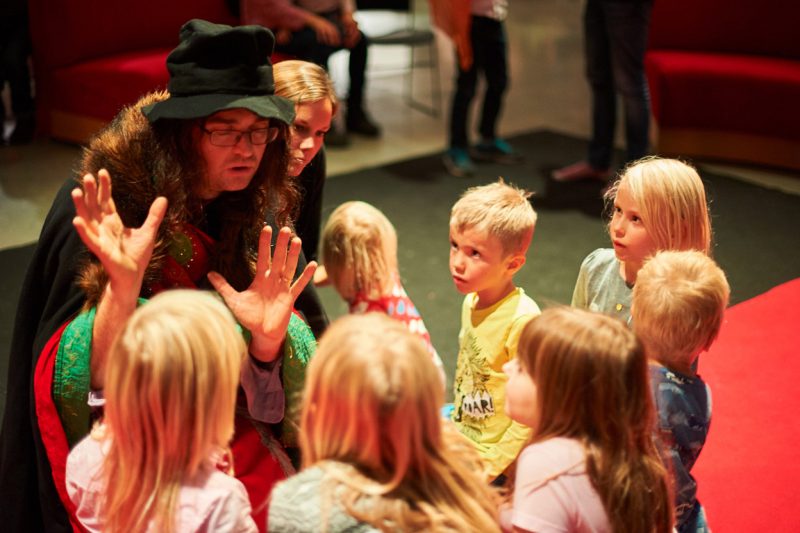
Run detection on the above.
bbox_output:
[210,131,238,146]
[249,128,269,145]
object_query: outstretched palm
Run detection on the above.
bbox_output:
[208,226,316,362]
[71,169,167,293]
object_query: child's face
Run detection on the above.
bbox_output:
[609,182,657,268]
[449,225,520,302]
[503,358,537,428]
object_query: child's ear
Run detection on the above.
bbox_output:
[506,253,526,275]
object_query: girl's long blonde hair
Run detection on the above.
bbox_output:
[321,201,398,301]
[99,290,247,533]
[605,156,712,255]
[517,307,673,533]
[299,313,500,532]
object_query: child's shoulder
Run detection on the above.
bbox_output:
[520,437,585,477]
[580,248,617,271]
[515,287,541,316]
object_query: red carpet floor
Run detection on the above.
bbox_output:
[695,278,800,532]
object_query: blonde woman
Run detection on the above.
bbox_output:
[571,156,712,325]
[268,314,501,532]
[321,201,445,383]
[504,307,673,532]
[273,59,337,266]
[66,290,256,532]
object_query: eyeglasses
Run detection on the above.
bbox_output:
[202,127,280,146]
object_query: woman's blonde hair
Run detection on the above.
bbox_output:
[632,250,730,368]
[273,60,339,116]
[605,156,712,255]
[299,313,501,532]
[99,290,247,533]
[517,307,673,533]
[321,201,398,301]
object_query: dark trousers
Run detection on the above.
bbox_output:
[275,11,368,114]
[584,0,653,169]
[0,14,35,122]
[449,16,508,149]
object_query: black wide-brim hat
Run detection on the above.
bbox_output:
[142,19,295,125]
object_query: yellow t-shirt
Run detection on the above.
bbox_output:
[452,287,541,477]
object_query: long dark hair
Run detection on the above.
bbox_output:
[78,91,297,304]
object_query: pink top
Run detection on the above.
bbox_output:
[66,434,257,533]
[512,437,611,533]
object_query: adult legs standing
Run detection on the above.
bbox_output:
[553,0,653,181]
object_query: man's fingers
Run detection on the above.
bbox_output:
[71,188,90,222]
[291,261,317,299]
[256,225,273,277]
[81,174,101,222]
[72,217,101,255]
[208,271,237,303]
[270,227,292,277]
[141,197,168,237]
[97,169,113,213]
[283,236,303,280]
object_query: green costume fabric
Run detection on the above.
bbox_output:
[281,313,317,447]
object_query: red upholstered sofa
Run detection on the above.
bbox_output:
[28,0,237,143]
[645,1,800,171]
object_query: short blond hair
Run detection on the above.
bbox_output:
[299,313,500,531]
[273,60,339,116]
[632,250,730,368]
[450,179,537,255]
[605,157,712,255]
[321,201,398,300]
[100,290,246,533]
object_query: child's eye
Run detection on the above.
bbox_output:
[450,240,457,250]
[471,250,481,258]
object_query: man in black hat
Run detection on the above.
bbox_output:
[0,19,325,531]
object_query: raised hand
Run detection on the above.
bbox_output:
[71,169,168,295]
[208,226,317,362]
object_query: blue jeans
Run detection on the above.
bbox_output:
[449,16,508,149]
[584,0,653,169]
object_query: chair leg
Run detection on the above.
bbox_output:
[405,41,440,117]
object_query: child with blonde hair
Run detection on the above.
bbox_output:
[448,179,540,482]
[633,250,730,533]
[66,290,257,532]
[504,307,673,533]
[572,156,712,324]
[321,200,445,382]
[268,313,501,532]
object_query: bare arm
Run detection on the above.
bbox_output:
[71,170,167,389]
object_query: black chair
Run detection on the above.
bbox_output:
[356,0,441,116]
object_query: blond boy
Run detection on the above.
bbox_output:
[632,250,730,533]
[448,179,540,481]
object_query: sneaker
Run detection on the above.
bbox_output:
[473,138,524,164]
[551,161,610,182]
[443,147,476,177]
[346,110,381,137]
